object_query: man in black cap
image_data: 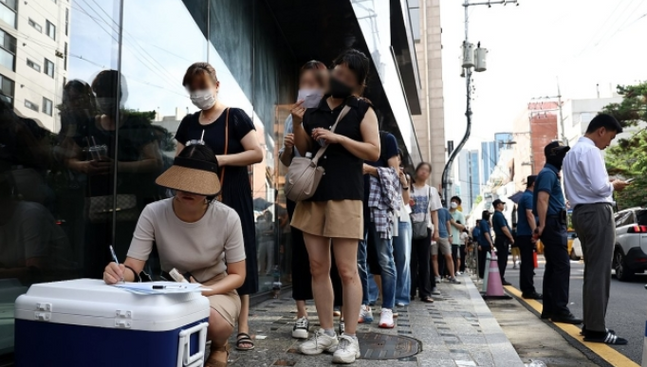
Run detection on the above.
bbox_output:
[534,141,581,325]
[491,198,514,285]
[517,175,541,299]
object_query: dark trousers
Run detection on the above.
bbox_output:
[517,235,537,295]
[573,203,614,333]
[478,245,490,279]
[494,236,509,281]
[287,199,313,301]
[411,229,432,299]
[459,245,466,272]
[541,216,571,317]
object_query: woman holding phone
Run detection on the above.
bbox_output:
[279,60,345,340]
[175,62,264,352]
[292,49,380,364]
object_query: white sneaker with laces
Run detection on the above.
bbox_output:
[332,335,361,364]
[298,329,338,355]
[379,309,395,329]
[292,317,309,339]
[358,305,373,324]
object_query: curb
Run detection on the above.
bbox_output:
[504,284,638,367]
[464,275,526,366]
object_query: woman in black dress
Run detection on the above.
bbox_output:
[175,62,264,351]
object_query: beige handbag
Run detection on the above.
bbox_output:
[284,106,351,202]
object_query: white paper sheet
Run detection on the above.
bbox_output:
[113,281,203,295]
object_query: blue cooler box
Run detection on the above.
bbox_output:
[14,279,210,367]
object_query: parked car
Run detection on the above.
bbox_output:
[535,230,579,260]
[613,207,647,281]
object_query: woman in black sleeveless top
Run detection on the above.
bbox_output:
[292,49,380,364]
[175,62,264,353]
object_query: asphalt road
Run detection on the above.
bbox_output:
[503,256,647,365]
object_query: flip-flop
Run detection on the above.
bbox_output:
[236,333,255,351]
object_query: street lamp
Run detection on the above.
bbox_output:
[441,0,519,204]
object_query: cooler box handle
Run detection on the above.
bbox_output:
[176,322,209,367]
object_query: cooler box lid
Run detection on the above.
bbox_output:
[14,279,210,331]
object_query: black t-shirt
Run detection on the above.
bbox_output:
[302,97,370,202]
[175,108,255,201]
[72,114,157,198]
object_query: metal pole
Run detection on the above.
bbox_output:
[442,0,472,203]
[441,0,518,202]
[557,80,567,145]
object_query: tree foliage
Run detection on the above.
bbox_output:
[603,82,647,209]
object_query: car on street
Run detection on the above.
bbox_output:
[613,207,647,281]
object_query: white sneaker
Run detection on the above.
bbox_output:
[298,329,338,355]
[432,287,441,296]
[435,276,442,283]
[456,271,462,275]
[292,317,309,339]
[358,305,374,324]
[332,335,361,364]
[448,277,461,284]
[379,309,395,329]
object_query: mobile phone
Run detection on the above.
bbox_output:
[626,178,635,183]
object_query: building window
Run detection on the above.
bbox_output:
[0,73,14,106]
[26,58,40,72]
[42,97,53,115]
[29,18,42,32]
[63,42,67,70]
[0,28,15,71]
[65,8,69,36]
[44,58,54,77]
[46,20,56,40]
[408,0,421,42]
[0,0,16,28]
[24,99,38,112]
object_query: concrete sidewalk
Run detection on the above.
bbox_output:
[227,274,525,366]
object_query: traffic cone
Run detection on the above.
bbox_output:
[482,251,491,293]
[483,251,512,300]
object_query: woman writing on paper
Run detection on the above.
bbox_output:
[103,144,245,367]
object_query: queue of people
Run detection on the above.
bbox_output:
[91,48,467,366]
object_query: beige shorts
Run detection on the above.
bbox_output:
[203,273,241,327]
[291,200,363,240]
[432,237,452,256]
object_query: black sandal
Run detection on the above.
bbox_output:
[236,333,255,351]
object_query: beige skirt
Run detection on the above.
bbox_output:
[203,272,241,327]
[291,200,364,240]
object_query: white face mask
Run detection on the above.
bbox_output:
[190,89,216,110]
[450,202,458,209]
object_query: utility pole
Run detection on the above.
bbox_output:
[441,0,519,204]
[557,80,567,145]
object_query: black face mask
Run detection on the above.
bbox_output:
[329,77,353,99]
[546,156,564,170]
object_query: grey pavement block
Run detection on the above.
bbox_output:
[233,274,524,366]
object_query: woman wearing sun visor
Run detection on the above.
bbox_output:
[103,144,246,367]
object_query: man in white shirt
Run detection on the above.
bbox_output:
[563,113,629,345]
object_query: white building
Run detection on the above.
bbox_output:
[561,97,622,146]
[0,0,69,132]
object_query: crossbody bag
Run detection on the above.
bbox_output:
[284,105,351,202]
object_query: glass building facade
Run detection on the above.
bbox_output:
[0,0,420,361]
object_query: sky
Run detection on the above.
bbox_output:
[439,0,647,150]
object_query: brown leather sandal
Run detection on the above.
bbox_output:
[205,343,230,367]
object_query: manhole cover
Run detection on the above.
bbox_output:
[358,332,421,360]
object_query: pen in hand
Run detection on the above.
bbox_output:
[109,245,124,283]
